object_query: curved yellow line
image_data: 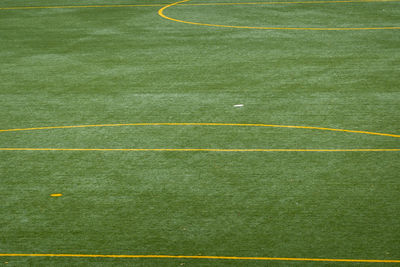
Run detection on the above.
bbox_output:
[1,122,399,138]
[158,0,400,30]
[1,0,399,10]
[0,253,399,263]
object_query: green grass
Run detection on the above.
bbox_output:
[0,0,399,265]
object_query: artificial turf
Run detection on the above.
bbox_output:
[0,0,399,265]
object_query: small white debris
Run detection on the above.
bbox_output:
[234,104,244,107]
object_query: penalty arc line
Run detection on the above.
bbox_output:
[1,123,399,152]
[1,0,400,10]
[158,0,400,30]
[1,122,400,138]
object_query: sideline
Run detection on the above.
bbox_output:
[158,0,400,30]
[0,4,163,10]
[0,253,399,263]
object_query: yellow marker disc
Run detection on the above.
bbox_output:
[50,194,63,197]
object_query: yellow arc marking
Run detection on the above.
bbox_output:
[1,123,398,152]
[0,253,399,263]
[1,0,399,10]
[1,122,399,138]
[184,0,400,5]
[158,0,400,30]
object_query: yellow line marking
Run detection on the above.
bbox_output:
[158,0,400,30]
[0,4,164,10]
[0,148,399,152]
[0,253,399,263]
[186,0,400,5]
[50,193,62,197]
[1,0,399,10]
[1,122,399,138]
[1,123,398,152]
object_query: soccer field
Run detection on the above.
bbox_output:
[0,0,399,265]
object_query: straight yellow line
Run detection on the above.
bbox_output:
[185,0,400,5]
[0,148,399,152]
[1,0,399,10]
[0,4,164,10]
[0,254,399,263]
[1,122,399,138]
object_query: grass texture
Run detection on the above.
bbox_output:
[0,0,399,265]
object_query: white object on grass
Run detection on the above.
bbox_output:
[234,104,244,107]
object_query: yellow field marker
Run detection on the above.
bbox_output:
[50,193,63,197]
[1,0,400,29]
[185,0,400,5]
[1,0,399,10]
[0,148,399,152]
[0,253,399,263]
[0,4,164,10]
[1,122,399,138]
[158,0,400,30]
[1,123,398,152]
